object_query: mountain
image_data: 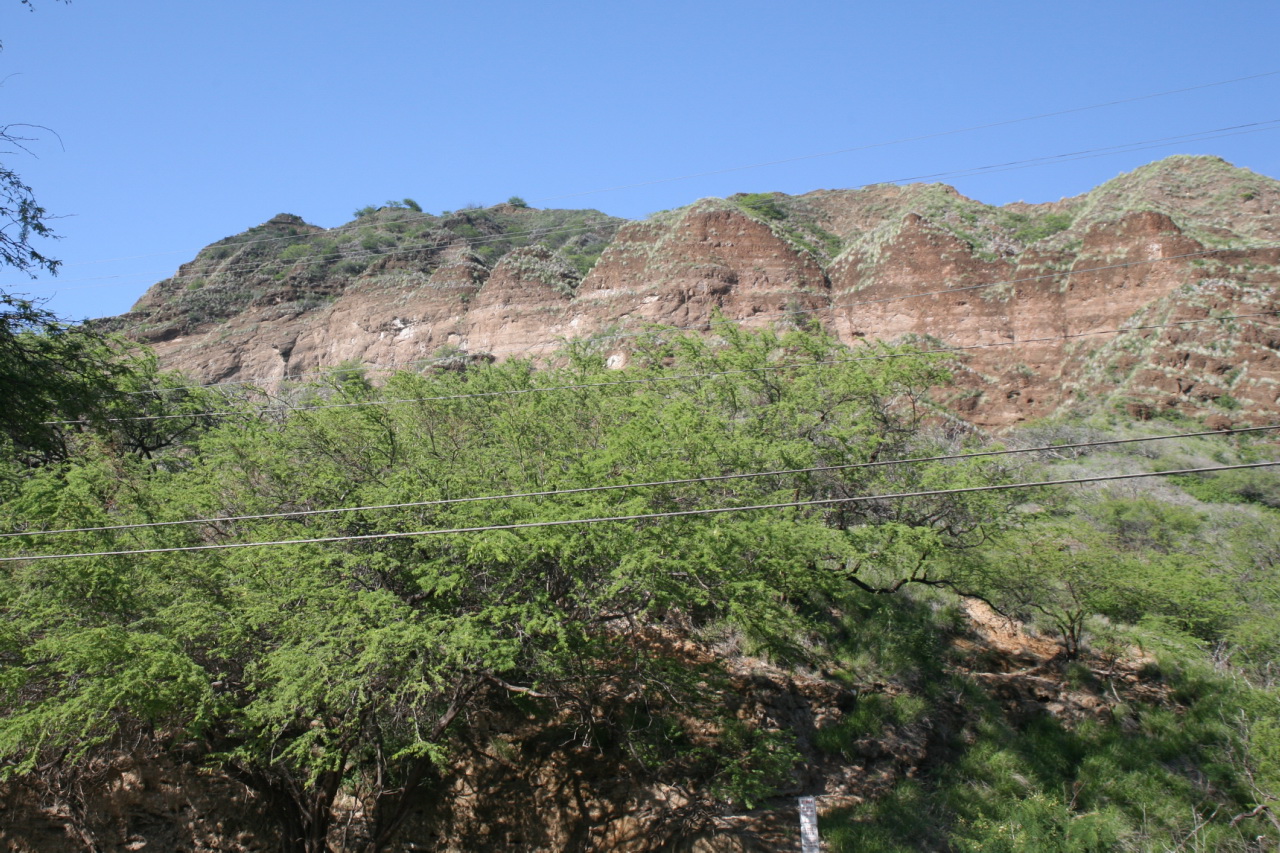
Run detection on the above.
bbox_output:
[104,156,1280,427]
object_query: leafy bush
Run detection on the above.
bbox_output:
[279,242,311,262]
[1010,211,1074,245]
[735,192,786,221]
[334,257,369,276]
[0,325,978,846]
[6,329,1280,849]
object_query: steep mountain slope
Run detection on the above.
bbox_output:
[105,156,1280,426]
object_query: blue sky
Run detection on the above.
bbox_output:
[3,0,1280,321]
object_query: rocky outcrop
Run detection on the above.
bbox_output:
[107,156,1280,426]
[463,245,579,358]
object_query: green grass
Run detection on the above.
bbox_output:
[823,658,1274,851]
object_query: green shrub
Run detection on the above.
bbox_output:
[705,723,801,809]
[736,192,785,221]
[280,242,312,262]
[335,257,369,276]
[1011,212,1074,245]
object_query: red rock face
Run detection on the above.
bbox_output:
[570,202,830,366]
[462,246,578,359]
[117,156,1280,427]
[579,204,829,313]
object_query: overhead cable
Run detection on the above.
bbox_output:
[3,460,1276,562]
[17,117,1280,294]
[6,424,1275,540]
[43,68,1280,274]
[537,71,1280,201]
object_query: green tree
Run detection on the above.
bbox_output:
[0,130,60,277]
[968,523,1145,659]
[0,2,162,465]
[968,507,1243,659]
[0,297,134,460]
[0,325,1009,850]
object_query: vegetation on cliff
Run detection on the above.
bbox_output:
[117,204,624,338]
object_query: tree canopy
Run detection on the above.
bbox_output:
[0,325,1028,850]
[3,323,1280,850]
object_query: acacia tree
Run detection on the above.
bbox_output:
[0,325,1019,851]
[0,121,61,277]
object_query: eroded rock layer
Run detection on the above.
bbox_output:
[106,156,1280,426]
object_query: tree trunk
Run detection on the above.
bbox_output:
[228,763,338,853]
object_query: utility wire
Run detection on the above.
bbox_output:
[536,71,1280,201]
[4,461,1276,563]
[45,309,1280,425]
[6,424,1274,540]
[18,116,1280,294]
[39,68,1280,274]
[147,117,1280,284]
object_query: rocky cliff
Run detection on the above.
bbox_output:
[105,156,1280,427]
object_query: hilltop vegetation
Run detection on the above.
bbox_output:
[2,322,1280,850]
[115,203,624,338]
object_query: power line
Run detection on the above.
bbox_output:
[9,424,1274,540]
[17,116,1280,295]
[35,68,1280,277]
[866,121,1280,187]
[147,118,1279,285]
[3,460,1275,563]
[536,71,1280,202]
[45,309,1280,425]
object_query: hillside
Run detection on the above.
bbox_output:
[104,155,1280,427]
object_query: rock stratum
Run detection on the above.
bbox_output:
[106,156,1280,427]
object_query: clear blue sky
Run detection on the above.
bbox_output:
[4,0,1279,321]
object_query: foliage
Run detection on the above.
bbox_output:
[1172,466,1280,508]
[704,722,801,809]
[6,328,1280,849]
[820,599,1279,852]
[0,295,176,464]
[506,195,529,208]
[999,210,1075,245]
[0,129,60,278]
[735,192,785,221]
[0,325,1005,849]
[279,241,312,262]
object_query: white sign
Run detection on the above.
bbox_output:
[799,795,820,852]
